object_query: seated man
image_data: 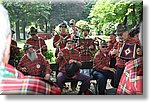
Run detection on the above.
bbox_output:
[17,44,52,80]
[56,39,91,95]
[92,40,116,95]
[0,4,61,95]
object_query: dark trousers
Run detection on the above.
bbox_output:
[8,59,16,67]
[109,58,116,68]
[115,66,125,88]
[92,70,115,95]
[57,72,91,94]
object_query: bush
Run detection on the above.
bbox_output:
[43,49,54,62]
[15,49,54,65]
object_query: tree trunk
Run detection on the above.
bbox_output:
[132,4,136,27]
[45,20,48,33]
[15,20,20,41]
[22,17,26,40]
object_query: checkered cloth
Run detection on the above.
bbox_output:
[56,48,81,72]
[93,50,110,72]
[107,40,116,51]
[0,65,61,95]
[26,37,47,54]
[53,33,72,56]
[117,57,143,95]
[78,38,94,62]
[17,53,52,76]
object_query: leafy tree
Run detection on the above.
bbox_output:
[2,1,52,40]
[88,0,143,35]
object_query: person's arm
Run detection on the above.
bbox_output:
[41,39,47,50]
[17,56,27,73]
[93,51,106,70]
[102,66,116,73]
[40,54,52,80]
[55,51,64,63]
[53,35,63,48]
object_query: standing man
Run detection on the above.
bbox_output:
[0,4,61,95]
[92,40,116,95]
[69,19,80,42]
[53,22,72,57]
[17,44,52,80]
[107,33,117,68]
[110,23,139,88]
[77,28,95,76]
[56,39,91,95]
[107,33,117,51]
[26,28,47,55]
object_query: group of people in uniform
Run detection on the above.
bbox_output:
[6,16,143,94]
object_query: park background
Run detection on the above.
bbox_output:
[0,0,143,62]
[0,0,149,102]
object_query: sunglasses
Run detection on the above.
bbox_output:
[117,33,123,36]
[70,23,73,25]
[61,26,67,28]
[101,46,108,48]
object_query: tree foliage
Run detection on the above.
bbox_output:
[2,1,52,40]
[88,0,143,35]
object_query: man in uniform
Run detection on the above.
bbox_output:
[17,44,52,80]
[92,40,116,95]
[53,22,72,57]
[107,33,117,68]
[26,28,47,55]
[110,23,139,88]
[77,28,95,76]
[69,19,80,42]
[56,39,91,95]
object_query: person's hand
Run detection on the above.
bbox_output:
[58,52,64,57]
[109,68,116,73]
[69,59,77,64]
[60,36,64,40]
[21,67,27,72]
[71,74,77,79]
[44,74,51,80]
[41,45,47,50]
[80,45,84,50]
[110,49,117,55]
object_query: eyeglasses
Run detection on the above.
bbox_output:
[101,46,108,48]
